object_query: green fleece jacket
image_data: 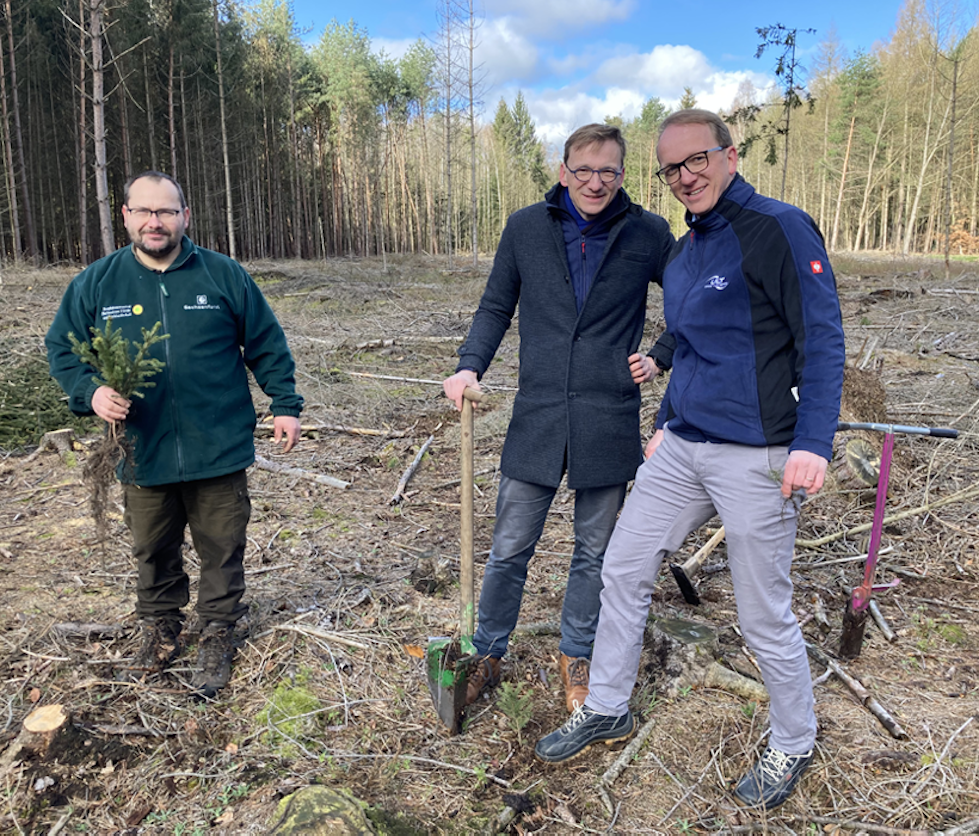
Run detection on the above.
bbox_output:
[46,237,303,486]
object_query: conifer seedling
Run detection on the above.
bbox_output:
[68,318,169,548]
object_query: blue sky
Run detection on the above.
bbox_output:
[287,0,907,144]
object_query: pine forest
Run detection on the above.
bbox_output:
[3,0,979,267]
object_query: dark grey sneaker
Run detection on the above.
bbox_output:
[190,621,236,699]
[535,706,635,763]
[130,617,182,673]
[734,746,814,810]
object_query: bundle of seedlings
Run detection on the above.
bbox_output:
[68,318,169,543]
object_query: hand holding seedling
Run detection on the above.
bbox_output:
[92,386,131,423]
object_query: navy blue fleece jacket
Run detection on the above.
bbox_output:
[656,175,844,460]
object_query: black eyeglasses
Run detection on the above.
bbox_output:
[568,166,623,184]
[126,207,182,220]
[656,147,725,185]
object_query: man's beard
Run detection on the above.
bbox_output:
[133,235,178,259]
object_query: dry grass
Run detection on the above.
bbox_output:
[0,254,977,834]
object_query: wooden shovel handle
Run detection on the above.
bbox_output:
[460,388,478,637]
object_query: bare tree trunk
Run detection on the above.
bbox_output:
[830,111,856,251]
[943,54,959,279]
[89,0,113,257]
[179,57,191,203]
[77,0,89,264]
[117,56,132,179]
[855,102,888,251]
[0,22,20,263]
[4,0,36,259]
[903,56,950,254]
[444,29,453,267]
[168,34,177,178]
[142,48,157,171]
[287,53,301,257]
[212,0,236,259]
[467,0,477,267]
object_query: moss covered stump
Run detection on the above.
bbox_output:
[269,786,378,835]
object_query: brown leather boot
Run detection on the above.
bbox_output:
[560,654,590,712]
[466,656,502,706]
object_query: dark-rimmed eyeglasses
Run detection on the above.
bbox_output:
[126,207,182,220]
[568,166,623,184]
[656,147,724,185]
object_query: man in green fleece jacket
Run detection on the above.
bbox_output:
[46,171,303,698]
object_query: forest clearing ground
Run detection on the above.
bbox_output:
[0,253,978,834]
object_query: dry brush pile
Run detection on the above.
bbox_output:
[0,255,977,835]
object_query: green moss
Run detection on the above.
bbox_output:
[256,680,322,758]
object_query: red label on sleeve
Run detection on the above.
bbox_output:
[810,260,823,273]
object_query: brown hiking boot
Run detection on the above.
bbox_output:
[560,654,590,712]
[130,617,182,673]
[190,621,236,699]
[465,656,502,706]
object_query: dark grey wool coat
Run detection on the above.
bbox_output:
[456,184,674,490]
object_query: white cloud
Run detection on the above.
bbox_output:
[485,0,635,38]
[475,18,541,86]
[510,66,774,152]
[594,45,713,98]
[371,37,418,61]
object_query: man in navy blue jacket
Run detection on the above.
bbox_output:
[443,124,675,714]
[535,110,845,812]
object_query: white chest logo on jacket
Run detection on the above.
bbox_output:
[704,275,729,291]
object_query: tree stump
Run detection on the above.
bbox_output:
[0,705,83,779]
[21,705,81,760]
[649,618,768,703]
[22,428,79,466]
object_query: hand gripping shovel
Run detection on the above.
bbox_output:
[837,421,958,659]
[426,387,482,733]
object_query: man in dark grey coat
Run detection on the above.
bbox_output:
[442,123,674,713]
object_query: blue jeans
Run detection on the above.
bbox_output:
[473,475,627,660]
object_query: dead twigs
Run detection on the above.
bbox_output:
[806,643,907,739]
[797,481,979,548]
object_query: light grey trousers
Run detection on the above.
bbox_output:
[587,428,817,755]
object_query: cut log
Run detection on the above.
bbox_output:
[648,618,768,703]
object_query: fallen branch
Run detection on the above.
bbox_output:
[800,816,931,835]
[806,643,907,739]
[939,816,979,836]
[869,599,896,642]
[274,623,370,650]
[53,622,126,638]
[347,371,447,387]
[346,370,518,392]
[390,433,435,504]
[253,455,350,489]
[255,423,409,438]
[797,482,979,548]
[598,713,658,814]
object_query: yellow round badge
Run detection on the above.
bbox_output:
[133,304,144,315]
